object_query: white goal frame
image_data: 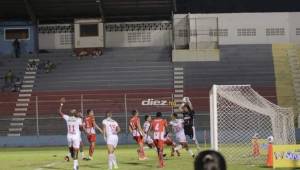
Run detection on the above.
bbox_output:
[209,84,296,163]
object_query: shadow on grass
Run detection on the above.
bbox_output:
[121,161,153,168]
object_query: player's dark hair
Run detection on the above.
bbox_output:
[131,110,138,116]
[156,112,162,118]
[145,114,149,121]
[172,113,178,118]
[194,150,226,170]
[106,111,112,117]
[87,109,92,115]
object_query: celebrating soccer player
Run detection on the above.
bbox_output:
[179,97,200,150]
[129,110,147,160]
[84,109,103,160]
[102,111,121,170]
[170,113,195,158]
[59,97,83,170]
[150,112,168,168]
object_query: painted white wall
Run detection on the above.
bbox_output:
[38,24,73,49]
[74,18,104,48]
[173,16,189,48]
[288,13,300,44]
[174,12,300,45]
[105,21,172,47]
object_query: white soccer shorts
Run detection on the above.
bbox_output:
[67,135,81,149]
[107,135,118,148]
[176,133,187,143]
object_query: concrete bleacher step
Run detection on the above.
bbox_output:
[7,133,21,137]
[12,118,25,121]
[17,98,30,102]
[13,113,26,116]
[19,93,31,97]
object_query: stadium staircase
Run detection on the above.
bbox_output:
[173,67,184,113]
[7,58,39,136]
[0,57,28,136]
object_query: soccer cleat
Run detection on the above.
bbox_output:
[64,156,70,162]
[138,157,148,161]
[114,164,119,169]
[83,156,93,161]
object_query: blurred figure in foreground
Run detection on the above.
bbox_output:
[194,150,226,170]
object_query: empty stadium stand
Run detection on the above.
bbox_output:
[0,45,278,136]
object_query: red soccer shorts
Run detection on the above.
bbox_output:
[133,136,144,145]
[87,134,96,143]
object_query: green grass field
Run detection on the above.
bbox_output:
[0,145,295,170]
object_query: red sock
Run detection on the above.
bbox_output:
[140,146,145,158]
[159,151,164,167]
[89,145,94,157]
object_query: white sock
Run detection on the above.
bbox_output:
[67,152,71,157]
[188,149,194,156]
[81,152,85,158]
[108,154,113,170]
[112,154,118,167]
[73,160,78,169]
[174,145,183,151]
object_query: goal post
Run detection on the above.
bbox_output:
[209,85,296,164]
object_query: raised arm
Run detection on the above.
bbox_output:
[59,97,66,117]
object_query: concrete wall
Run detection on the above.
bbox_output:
[105,21,172,47]
[174,12,300,45]
[0,21,35,55]
[38,24,73,50]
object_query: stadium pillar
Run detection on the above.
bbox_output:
[124,93,128,134]
[24,0,39,56]
[172,0,177,12]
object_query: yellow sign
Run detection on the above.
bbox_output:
[273,145,300,168]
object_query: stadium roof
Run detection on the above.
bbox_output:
[0,0,300,23]
[0,0,174,23]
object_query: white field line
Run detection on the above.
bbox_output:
[34,162,57,170]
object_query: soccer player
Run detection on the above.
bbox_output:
[143,114,155,149]
[179,97,200,150]
[59,98,83,170]
[65,111,85,161]
[150,112,168,168]
[102,111,121,170]
[169,113,195,158]
[84,109,103,160]
[129,110,147,160]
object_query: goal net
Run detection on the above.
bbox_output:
[210,85,296,164]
